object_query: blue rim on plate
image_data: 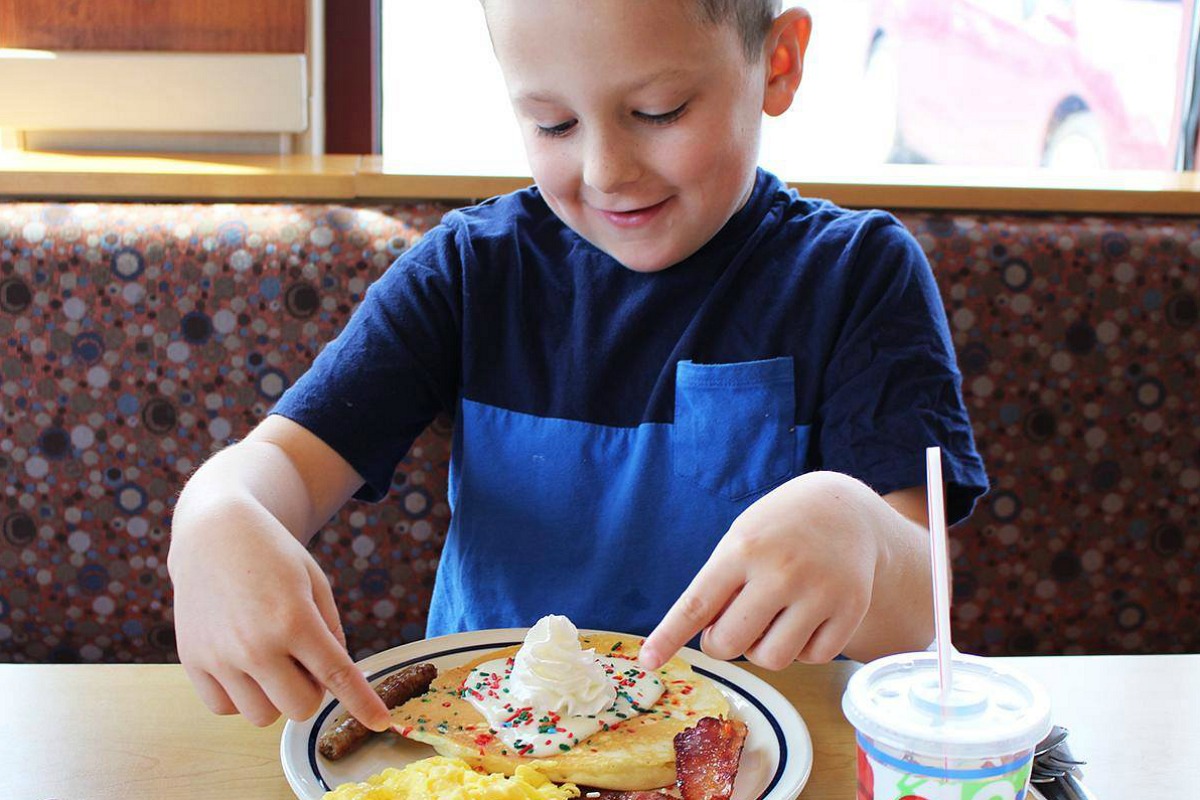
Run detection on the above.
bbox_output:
[281,629,812,800]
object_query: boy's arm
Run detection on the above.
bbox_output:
[232,415,368,542]
[168,415,392,731]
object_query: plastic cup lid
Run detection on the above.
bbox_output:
[841,652,1052,760]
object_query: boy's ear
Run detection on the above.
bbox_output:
[762,6,813,118]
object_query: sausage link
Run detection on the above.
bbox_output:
[317,662,438,760]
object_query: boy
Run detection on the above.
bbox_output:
[168,0,987,733]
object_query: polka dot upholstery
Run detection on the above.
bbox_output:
[898,211,1199,656]
[0,202,1196,663]
[0,202,454,663]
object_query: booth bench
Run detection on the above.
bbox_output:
[1,194,1196,662]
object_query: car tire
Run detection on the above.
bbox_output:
[1042,111,1106,171]
[860,34,904,164]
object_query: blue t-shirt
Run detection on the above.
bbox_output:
[272,168,987,638]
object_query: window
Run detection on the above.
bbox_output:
[380,0,1192,176]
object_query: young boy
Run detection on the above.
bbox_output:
[168,0,987,733]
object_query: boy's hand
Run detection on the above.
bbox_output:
[640,472,928,671]
[169,510,391,732]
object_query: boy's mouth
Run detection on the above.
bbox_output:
[595,197,672,229]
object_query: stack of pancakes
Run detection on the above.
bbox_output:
[390,633,730,790]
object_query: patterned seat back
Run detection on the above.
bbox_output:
[0,202,1195,662]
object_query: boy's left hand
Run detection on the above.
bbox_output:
[639,471,926,671]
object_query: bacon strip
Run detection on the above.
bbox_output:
[673,716,748,800]
[317,662,438,760]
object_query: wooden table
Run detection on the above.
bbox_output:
[1,655,1195,799]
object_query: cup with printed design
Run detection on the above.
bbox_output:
[841,651,1052,800]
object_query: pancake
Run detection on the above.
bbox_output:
[390,633,729,790]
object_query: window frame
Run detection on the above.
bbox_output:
[324,0,381,154]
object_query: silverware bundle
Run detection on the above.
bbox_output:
[1028,725,1093,800]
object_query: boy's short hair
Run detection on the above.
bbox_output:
[480,1,782,63]
[691,0,782,61]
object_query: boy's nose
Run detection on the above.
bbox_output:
[582,130,642,196]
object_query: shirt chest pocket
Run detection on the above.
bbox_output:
[672,357,797,501]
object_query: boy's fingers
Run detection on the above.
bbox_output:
[295,625,391,732]
[259,659,328,722]
[641,563,743,671]
[796,615,855,664]
[698,589,783,662]
[187,667,238,716]
[222,670,283,728]
[743,603,821,670]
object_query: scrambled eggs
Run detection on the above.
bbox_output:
[322,756,580,800]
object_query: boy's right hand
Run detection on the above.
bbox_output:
[169,506,392,732]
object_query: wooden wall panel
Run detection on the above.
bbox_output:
[0,0,307,53]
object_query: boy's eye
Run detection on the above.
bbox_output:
[634,102,688,125]
[533,102,688,138]
[536,119,577,138]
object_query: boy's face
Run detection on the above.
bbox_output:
[485,0,782,273]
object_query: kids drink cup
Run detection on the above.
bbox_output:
[842,652,1051,800]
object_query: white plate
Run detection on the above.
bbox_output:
[281,628,813,800]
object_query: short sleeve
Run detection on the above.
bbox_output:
[815,218,987,524]
[269,221,463,501]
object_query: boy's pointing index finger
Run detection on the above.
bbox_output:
[297,626,392,732]
[639,562,743,671]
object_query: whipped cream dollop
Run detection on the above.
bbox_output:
[460,615,665,756]
[509,615,617,717]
